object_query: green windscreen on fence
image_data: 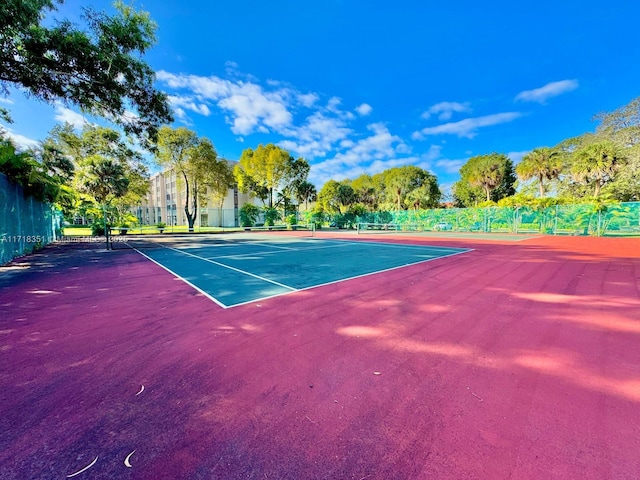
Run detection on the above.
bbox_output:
[0,173,62,264]
[132,203,640,237]
[302,202,640,237]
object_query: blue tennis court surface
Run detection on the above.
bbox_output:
[129,235,470,308]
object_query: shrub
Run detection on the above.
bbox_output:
[284,214,297,225]
[239,204,260,227]
[91,222,111,236]
[263,207,281,226]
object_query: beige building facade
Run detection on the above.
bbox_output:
[133,164,256,228]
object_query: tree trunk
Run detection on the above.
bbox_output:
[484,186,491,202]
[593,181,601,198]
[103,204,110,250]
[182,171,193,231]
[538,175,545,198]
[189,186,198,232]
[185,209,195,231]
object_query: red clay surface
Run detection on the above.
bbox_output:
[1,233,639,479]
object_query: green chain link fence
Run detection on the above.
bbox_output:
[302,202,640,237]
[1,173,63,264]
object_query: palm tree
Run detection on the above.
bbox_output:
[516,147,562,198]
[76,155,130,248]
[468,155,506,202]
[571,140,625,198]
[295,180,317,211]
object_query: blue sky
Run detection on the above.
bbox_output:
[2,0,640,194]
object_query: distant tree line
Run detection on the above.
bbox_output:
[315,97,640,216]
[315,166,440,218]
[452,98,640,208]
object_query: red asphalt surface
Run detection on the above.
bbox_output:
[0,233,639,479]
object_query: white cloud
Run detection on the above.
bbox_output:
[168,95,211,118]
[158,71,296,135]
[356,103,373,116]
[396,142,412,155]
[173,107,187,121]
[2,128,39,150]
[420,144,443,162]
[279,112,353,158]
[421,101,471,121]
[515,80,579,104]
[219,85,292,134]
[298,93,319,108]
[0,97,15,105]
[157,71,229,97]
[309,123,409,184]
[435,158,466,174]
[157,69,458,186]
[413,112,523,139]
[327,96,342,112]
[54,106,91,130]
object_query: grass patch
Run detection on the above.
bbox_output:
[63,227,92,236]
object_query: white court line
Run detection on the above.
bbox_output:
[163,246,298,291]
[209,239,464,260]
[211,241,350,259]
[248,241,297,250]
[322,238,472,252]
[132,247,228,308]
[129,240,471,309]
[228,248,473,308]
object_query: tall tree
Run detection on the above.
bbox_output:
[516,147,563,198]
[0,0,172,142]
[155,126,217,231]
[317,180,356,213]
[404,184,440,209]
[454,153,516,205]
[0,135,63,202]
[592,97,640,201]
[234,144,309,208]
[48,124,148,222]
[76,155,129,205]
[75,154,130,248]
[351,173,383,211]
[295,180,317,211]
[594,97,640,139]
[571,140,625,198]
[202,157,235,227]
[279,156,310,212]
[383,166,441,210]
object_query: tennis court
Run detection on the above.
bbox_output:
[121,232,470,307]
[1,232,639,479]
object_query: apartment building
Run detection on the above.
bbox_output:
[133,162,256,228]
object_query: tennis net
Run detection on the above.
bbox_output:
[357,222,424,234]
[110,224,315,250]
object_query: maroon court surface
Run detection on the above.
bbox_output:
[1,233,639,479]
